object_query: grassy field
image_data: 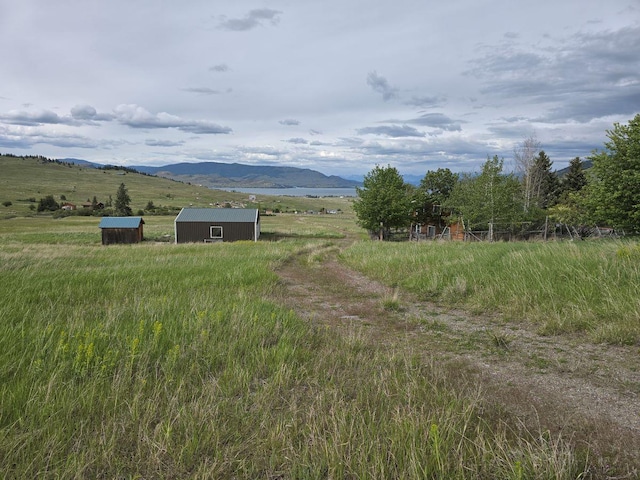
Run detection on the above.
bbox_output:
[340,240,640,345]
[0,216,591,478]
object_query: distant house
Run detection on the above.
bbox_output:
[82,201,104,210]
[174,208,260,243]
[98,217,145,245]
[61,202,76,211]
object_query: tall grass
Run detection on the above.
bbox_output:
[0,236,589,477]
[340,240,640,344]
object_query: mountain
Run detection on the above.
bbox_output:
[131,161,361,188]
[555,159,592,177]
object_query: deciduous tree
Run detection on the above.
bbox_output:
[584,114,640,232]
[353,165,412,240]
[446,156,524,232]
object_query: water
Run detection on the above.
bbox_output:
[218,187,357,197]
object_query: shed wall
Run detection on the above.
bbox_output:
[176,221,256,243]
[101,227,143,245]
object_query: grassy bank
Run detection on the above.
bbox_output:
[341,240,640,345]
[0,226,586,477]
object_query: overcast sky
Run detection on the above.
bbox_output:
[1,1,639,178]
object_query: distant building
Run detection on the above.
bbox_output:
[98,217,145,245]
[174,208,260,243]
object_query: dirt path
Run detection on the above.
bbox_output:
[275,243,640,475]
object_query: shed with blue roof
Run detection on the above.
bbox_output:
[98,216,145,245]
[174,208,260,243]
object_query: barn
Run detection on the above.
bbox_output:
[174,208,260,243]
[98,217,145,245]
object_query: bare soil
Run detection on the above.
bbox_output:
[275,243,640,478]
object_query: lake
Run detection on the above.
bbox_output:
[218,187,358,197]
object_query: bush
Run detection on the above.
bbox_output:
[2,201,12,207]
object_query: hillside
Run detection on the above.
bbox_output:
[0,155,354,217]
[131,161,361,188]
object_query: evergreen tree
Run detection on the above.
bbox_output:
[530,151,560,209]
[114,183,132,216]
[561,157,587,195]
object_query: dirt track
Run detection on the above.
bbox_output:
[276,243,640,476]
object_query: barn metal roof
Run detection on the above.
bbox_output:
[175,208,259,223]
[98,217,145,229]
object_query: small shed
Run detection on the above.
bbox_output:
[98,217,145,245]
[174,208,260,243]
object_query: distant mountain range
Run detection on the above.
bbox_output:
[62,159,361,188]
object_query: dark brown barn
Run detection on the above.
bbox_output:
[98,217,145,245]
[174,208,260,243]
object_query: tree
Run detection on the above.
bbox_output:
[37,195,60,212]
[412,168,458,227]
[114,183,132,216]
[446,156,524,233]
[513,135,541,212]
[529,151,560,209]
[560,157,587,196]
[353,165,412,240]
[584,114,640,232]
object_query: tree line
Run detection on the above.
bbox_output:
[354,115,640,240]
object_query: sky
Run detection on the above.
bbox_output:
[1,0,639,179]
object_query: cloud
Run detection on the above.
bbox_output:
[404,95,445,108]
[284,137,308,144]
[309,129,322,135]
[181,87,225,95]
[209,64,229,72]
[0,109,75,126]
[1,105,114,126]
[465,25,640,123]
[366,71,398,101]
[112,104,232,134]
[0,125,103,149]
[406,113,462,131]
[279,118,300,126]
[218,9,282,31]
[145,139,185,147]
[70,104,114,121]
[357,124,425,138]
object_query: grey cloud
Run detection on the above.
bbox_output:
[0,126,101,149]
[113,104,232,134]
[406,113,462,131]
[70,104,114,121]
[210,64,229,72]
[218,9,282,31]
[145,139,185,147]
[182,87,224,95]
[284,137,308,144]
[538,89,640,123]
[366,71,398,101]
[279,118,300,126]
[1,105,112,126]
[309,129,322,135]
[466,25,640,123]
[404,95,445,108]
[237,145,289,157]
[357,124,425,138]
[0,109,74,126]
